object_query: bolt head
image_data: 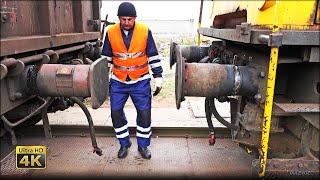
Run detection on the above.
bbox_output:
[254,94,262,101]
[259,72,265,78]
[2,14,8,21]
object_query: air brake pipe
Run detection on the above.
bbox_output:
[18,54,50,64]
[205,97,215,146]
[208,97,240,131]
[70,97,103,156]
[55,44,90,55]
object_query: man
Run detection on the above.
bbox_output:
[102,2,163,159]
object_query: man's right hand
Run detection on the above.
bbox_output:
[153,77,162,96]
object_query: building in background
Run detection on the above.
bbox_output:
[139,19,196,36]
[109,18,196,37]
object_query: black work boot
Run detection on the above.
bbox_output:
[138,146,151,159]
[118,141,132,159]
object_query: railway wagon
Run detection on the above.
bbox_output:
[170,0,320,177]
[0,0,109,151]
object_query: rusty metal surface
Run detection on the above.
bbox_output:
[0,0,101,57]
[252,159,319,179]
[89,57,109,109]
[54,1,75,34]
[1,33,100,57]
[36,64,90,97]
[184,63,230,97]
[0,1,40,38]
[275,103,320,113]
[199,28,320,46]
[183,63,258,97]
[212,10,247,29]
[299,113,320,130]
[1,136,254,178]
[264,103,298,116]
[0,1,98,38]
[285,63,319,103]
[0,80,35,115]
[234,132,301,159]
[241,102,284,133]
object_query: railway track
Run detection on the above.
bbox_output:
[1,125,319,179]
[1,125,249,178]
[17,124,231,138]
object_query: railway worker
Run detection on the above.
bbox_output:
[102,2,163,159]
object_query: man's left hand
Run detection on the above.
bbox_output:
[153,77,162,96]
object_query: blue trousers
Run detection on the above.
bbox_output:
[110,78,152,148]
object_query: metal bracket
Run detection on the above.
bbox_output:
[1,13,10,23]
[234,22,252,43]
[268,33,283,47]
[88,20,99,26]
[1,12,17,23]
[239,22,251,35]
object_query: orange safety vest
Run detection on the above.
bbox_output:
[108,22,149,82]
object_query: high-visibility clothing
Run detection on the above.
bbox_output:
[110,78,152,148]
[108,22,149,82]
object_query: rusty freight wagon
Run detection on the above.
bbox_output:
[171,0,320,177]
[0,0,108,153]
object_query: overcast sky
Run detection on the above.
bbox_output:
[101,1,211,26]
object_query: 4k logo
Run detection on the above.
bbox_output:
[16,146,46,169]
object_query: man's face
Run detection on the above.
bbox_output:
[119,16,136,30]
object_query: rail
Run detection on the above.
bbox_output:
[17,125,231,138]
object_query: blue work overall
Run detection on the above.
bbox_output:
[110,78,152,148]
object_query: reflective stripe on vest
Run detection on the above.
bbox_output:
[108,22,149,82]
[113,51,146,60]
[113,61,148,71]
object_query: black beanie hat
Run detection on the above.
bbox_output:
[117,2,137,17]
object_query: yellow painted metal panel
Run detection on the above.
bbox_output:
[210,0,318,30]
[316,1,320,24]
